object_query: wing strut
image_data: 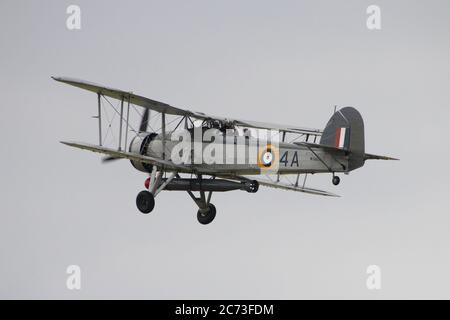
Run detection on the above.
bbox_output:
[276,131,287,183]
[118,96,124,151]
[124,96,131,150]
[97,93,102,146]
[162,112,166,160]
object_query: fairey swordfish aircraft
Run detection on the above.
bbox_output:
[53,77,397,225]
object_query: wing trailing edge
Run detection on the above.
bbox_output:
[224,175,340,197]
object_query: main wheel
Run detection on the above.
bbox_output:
[332,175,341,186]
[197,203,216,225]
[136,190,155,214]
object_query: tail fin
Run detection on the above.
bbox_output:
[320,107,365,171]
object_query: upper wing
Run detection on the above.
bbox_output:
[224,118,322,135]
[52,77,196,117]
[191,111,322,135]
[53,77,322,135]
[60,141,188,171]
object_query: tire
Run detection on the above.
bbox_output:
[197,203,216,225]
[136,190,155,214]
[332,176,340,186]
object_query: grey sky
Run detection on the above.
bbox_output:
[0,0,449,299]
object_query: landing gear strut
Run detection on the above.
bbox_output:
[182,175,218,225]
[187,189,217,225]
[332,175,340,186]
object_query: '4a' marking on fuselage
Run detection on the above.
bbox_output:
[279,151,300,167]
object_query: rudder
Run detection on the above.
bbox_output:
[320,107,365,171]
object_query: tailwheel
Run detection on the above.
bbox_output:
[332,175,340,186]
[136,190,155,214]
[197,203,216,225]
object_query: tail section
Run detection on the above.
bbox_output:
[320,107,365,171]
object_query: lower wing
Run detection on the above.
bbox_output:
[60,141,188,171]
[224,175,340,197]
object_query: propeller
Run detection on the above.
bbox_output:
[139,108,149,133]
[101,108,150,163]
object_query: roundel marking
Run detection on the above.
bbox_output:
[257,144,279,169]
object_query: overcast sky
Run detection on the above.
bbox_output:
[0,0,449,299]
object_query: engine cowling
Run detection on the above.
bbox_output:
[129,132,158,172]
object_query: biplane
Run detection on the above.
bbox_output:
[53,77,397,225]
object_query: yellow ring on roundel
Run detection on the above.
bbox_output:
[257,144,279,169]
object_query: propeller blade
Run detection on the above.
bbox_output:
[139,108,149,132]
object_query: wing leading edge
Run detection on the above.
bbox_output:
[52,77,192,116]
[52,76,322,135]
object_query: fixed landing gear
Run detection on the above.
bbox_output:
[136,190,155,214]
[136,168,171,214]
[197,203,216,225]
[187,188,217,225]
[332,175,340,186]
[136,173,260,225]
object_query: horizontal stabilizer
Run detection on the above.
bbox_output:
[293,142,348,154]
[364,153,399,161]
